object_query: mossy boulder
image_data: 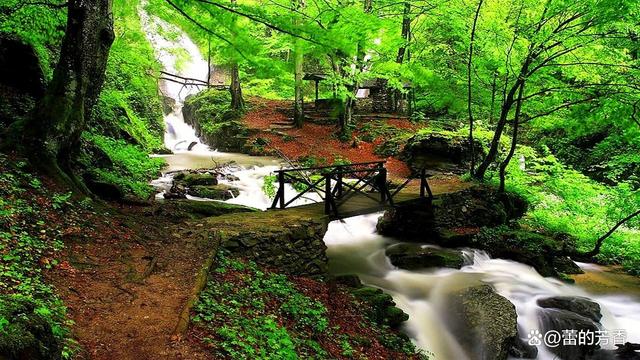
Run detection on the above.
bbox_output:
[377,186,527,244]
[471,227,583,277]
[174,172,218,187]
[187,184,240,200]
[447,285,522,360]
[401,132,484,174]
[537,296,602,323]
[182,89,253,152]
[0,295,62,360]
[385,243,464,270]
[351,287,409,329]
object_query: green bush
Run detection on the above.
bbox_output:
[489,144,640,273]
[82,133,165,198]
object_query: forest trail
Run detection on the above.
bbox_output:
[49,205,213,360]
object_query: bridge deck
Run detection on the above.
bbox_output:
[268,191,421,220]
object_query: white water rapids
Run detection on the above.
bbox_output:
[139,7,640,359]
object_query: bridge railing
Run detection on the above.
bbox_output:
[269,161,432,216]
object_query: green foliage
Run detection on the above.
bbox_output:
[82,133,165,198]
[90,0,165,152]
[0,155,76,358]
[488,144,640,273]
[193,252,329,359]
[0,1,66,79]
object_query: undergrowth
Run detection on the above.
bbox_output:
[192,251,425,359]
[82,133,165,198]
[0,154,79,358]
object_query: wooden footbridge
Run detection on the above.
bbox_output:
[269,161,432,219]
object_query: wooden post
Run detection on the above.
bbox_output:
[278,171,285,209]
[324,174,332,214]
[337,173,343,199]
[315,79,319,101]
[380,166,387,204]
[420,168,426,198]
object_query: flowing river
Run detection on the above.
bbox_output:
[140,7,640,359]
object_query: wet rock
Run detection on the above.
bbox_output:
[537,296,602,323]
[509,337,538,359]
[187,184,240,200]
[0,295,62,360]
[164,182,187,200]
[538,308,601,360]
[385,243,464,270]
[161,95,176,114]
[448,284,518,360]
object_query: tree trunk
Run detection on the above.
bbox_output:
[229,0,244,111]
[23,0,114,192]
[474,53,531,180]
[581,209,640,258]
[498,80,525,192]
[467,0,483,174]
[230,63,244,111]
[396,2,411,64]
[293,0,305,127]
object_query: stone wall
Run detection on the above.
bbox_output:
[202,210,329,276]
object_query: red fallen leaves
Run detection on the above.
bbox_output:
[243,98,414,178]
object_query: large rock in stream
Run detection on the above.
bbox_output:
[537,296,604,360]
[385,243,464,270]
[447,284,533,360]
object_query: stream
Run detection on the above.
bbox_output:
[140,7,640,359]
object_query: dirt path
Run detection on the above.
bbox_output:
[49,204,214,360]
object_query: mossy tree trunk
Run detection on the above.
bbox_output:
[22,0,114,193]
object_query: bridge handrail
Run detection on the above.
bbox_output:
[274,160,385,174]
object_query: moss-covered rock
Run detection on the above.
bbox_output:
[401,132,484,174]
[174,172,218,187]
[182,89,253,152]
[385,243,464,270]
[351,287,409,329]
[0,295,62,360]
[377,186,527,244]
[187,184,240,200]
[471,227,583,277]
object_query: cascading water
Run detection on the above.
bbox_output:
[323,213,640,360]
[139,4,210,152]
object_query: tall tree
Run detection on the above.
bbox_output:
[293,0,305,127]
[467,0,483,174]
[22,0,114,192]
[229,0,245,110]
